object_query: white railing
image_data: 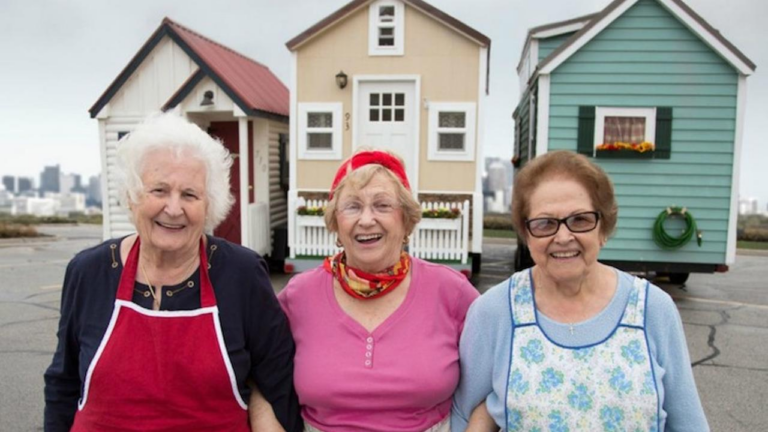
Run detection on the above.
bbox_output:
[249,202,270,256]
[292,199,340,258]
[289,197,470,264]
[410,200,470,264]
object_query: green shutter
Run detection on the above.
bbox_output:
[655,107,673,159]
[577,106,596,156]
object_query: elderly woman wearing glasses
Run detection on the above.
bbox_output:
[451,151,708,431]
[276,149,479,432]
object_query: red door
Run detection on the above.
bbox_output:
[208,121,254,245]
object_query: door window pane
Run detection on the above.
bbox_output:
[382,109,392,122]
[394,93,405,106]
[382,93,392,106]
[394,109,404,122]
[370,93,380,106]
[370,109,380,122]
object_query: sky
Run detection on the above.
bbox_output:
[1,0,766,206]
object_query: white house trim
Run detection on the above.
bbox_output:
[427,102,476,162]
[97,120,110,240]
[237,117,250,249]
[726,75,747,265]
[368,0,405,56]
[540,0,638,75]
[593,106,656,149]
[535,75,551,156]
[657,0,753,76]
[352,74,421,193]
[532,21,587,39]
[288,52,298,254]
[297,102,343,160]
[472,47,488,254]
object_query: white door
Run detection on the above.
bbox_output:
[357,81,416,188]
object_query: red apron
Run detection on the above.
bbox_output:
[72,238,249,431]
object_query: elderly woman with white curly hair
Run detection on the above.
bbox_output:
[44,113,302,432]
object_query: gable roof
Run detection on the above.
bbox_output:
[533,0,755,78]
[89,18,289,120]
[285,0,490,51]
[517,13,596,73]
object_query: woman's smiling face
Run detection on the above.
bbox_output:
[525,176,604,287]
[131,149,208,258]
[334,172,406,273]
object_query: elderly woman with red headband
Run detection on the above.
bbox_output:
[277,149,479,432]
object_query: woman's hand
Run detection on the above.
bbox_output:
[248,385,285,432]
[466,401,499,432]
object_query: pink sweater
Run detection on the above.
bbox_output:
[278,258,478,432]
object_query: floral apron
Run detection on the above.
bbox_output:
[71,237,249,431]
[505,270,659,431]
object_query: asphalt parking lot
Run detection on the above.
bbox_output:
[1,224,766,431]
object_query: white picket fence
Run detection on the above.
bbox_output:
[290,197,470,264]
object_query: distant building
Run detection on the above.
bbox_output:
[739,197,758,215]
[40,165,60,194]
[483,157,514,213]
[17,177,33,193]
[87,175,103,207]
[2,175,14,193]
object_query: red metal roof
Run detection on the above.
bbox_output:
[90,18,288,119]
[165,19,289,117]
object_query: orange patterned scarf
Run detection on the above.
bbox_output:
[323,251,411,300]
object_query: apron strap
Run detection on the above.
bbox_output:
[116,236,216,307]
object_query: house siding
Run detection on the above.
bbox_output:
[294,3,482,192]
[538,32,576,63]
[546,0,738,265]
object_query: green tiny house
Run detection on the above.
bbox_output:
[513,0,755,278]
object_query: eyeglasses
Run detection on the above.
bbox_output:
[337,199,400,218]
[525,211,601,238]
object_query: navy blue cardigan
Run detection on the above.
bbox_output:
[43,235,302,432]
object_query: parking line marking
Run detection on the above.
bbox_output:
[40,284,62,291]
[671,295,768,311]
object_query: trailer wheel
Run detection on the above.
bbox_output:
[669,272,690,284]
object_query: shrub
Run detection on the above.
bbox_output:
[0,223,39,238]
[738,227,768,242]
[484,213,514,231]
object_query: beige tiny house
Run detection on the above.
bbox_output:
[286,0,490,274]
[90,18,290,260]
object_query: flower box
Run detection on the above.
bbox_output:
[296,215,326,227]
[419,217,461,230]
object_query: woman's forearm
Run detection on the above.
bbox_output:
[466,401,499,432]
[249,385,285,432]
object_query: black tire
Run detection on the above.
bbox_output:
[669,272,690,284]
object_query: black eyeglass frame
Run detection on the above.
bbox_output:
[524,211,601,238]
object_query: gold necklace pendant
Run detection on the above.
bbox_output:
[140,261,161,309]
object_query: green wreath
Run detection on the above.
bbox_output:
[652,206,703,250]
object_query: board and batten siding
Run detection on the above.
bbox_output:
[544,0,737,265]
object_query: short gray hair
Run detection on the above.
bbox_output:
[115,113,234,231]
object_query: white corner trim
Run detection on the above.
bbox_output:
[368,0,404,56]
[532,21,588,39]
[475,47,488,191]
[471,192,483,253]
[427,102,477,162]
[238,118,250,249]
[297,102,343,160]
[289,52,298,191]
[535,75,551,156]
[98,119,110,241]
[726,75,747,265]
[540,0,638,75]
[657,0,753,75]
[529,38,539,76]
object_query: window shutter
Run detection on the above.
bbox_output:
[655,107,673,159]
[577,106,596,156]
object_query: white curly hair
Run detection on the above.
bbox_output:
[114,112,234,232]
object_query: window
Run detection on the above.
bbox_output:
[577,106,672,159]
[369,0,404,56]
[369,92,406,123]
[298,103,342,160]
[428,102,476,161]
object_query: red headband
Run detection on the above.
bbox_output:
[329,151,411,199]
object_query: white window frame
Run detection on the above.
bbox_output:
[427,102,476,162]
[298,102,342,160]
[368,0,404,56]
[594,107,656,149]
